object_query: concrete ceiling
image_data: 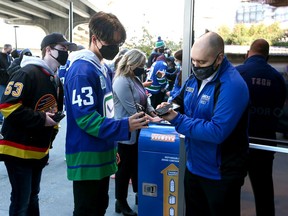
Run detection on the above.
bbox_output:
[244,0,288,7]
[0,0,99,47]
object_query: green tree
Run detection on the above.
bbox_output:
[124,26,183,58]
[218,22,286,46]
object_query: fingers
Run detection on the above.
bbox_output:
[45,112,57,127]
[129,112,150,132]
[132,112,145,118]
[156,102,170,109]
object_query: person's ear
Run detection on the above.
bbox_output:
[91,35,96,44]
[245,50,249,60]
[216,52,224,65]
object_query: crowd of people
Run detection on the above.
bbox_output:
[0,10,287,216]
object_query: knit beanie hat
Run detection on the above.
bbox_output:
[155,40,165,49]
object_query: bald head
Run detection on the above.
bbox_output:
[191,32,225,68]
[192,32,224,57]
[248,39,269,58]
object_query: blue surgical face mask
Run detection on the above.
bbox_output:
[175,62,181,69]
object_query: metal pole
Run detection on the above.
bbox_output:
[14,26,19,50]
[69,1,73,43]
[182,0,195,84]
[177,1,195,215]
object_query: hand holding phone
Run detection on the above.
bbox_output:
[135,103,148,126]
[155,103,180,116]
[52,111,65,122]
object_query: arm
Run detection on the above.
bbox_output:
[113,76,138,116]
[163,78,249,144]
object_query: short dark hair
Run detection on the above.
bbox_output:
[88,11,126,46]
[41,44,56,59]
[174,49,183,61]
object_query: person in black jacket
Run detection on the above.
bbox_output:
[236,39,286,216]
[0,33,76,216]
[0,44,13,124]
[7,48,32,77]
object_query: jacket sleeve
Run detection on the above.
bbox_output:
[113,76,137,116]
[171,78,249,144]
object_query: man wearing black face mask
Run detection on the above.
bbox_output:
[64,12,149,216]
[158,31,250,216]
[0,32,76,215]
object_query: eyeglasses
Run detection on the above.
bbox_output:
[97,36,123,47]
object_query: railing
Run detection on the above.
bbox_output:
[178,135,288,216]
[249,136,288,153]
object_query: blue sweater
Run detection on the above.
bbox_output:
[171,57,250,180]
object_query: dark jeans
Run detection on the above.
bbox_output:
[184,168,244,216]
[73,177,110,216]
[5,161,43,216]
[248,149,275,216]
[115,143,138,201]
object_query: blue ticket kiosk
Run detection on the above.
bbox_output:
[138,123,181,216]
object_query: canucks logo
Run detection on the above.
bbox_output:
[103,92,114,118]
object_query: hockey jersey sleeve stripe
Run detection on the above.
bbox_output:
[0,102,22,118]
[76,112,105,137]
[0,140,49,159]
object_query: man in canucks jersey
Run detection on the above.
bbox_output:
[64,11,148,216]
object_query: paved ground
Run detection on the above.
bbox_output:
[0,117,287,215]
[0,118,137,216]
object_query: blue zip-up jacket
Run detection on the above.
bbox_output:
[171,57,250,180]
[236,55,286,140]
[64,50,130,181]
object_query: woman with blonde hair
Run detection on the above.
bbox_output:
[113,49,161,215]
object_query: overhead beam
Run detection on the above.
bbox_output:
[77,25,89,35]
[51,0,90,18]
[80,0,100,13]
[0,14,9,20]
[74,32,89,40]
[22,0,68,19]
[0,0,51,20]
[0,7,32,20]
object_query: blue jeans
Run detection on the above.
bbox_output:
[5,161,44,216]
[0,85,6,123]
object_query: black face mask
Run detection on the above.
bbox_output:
[51,49,68,65]
[133,67,145,77]
[192,54,220,80]
[99,45,119,60]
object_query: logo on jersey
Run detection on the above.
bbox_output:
[35,94,58,112]
[103,92,114,118]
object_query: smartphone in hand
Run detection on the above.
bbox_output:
[155,103,180,116]
[52,111,65,122]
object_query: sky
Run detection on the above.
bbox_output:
[92,0,241,41]
[0,0,242,50]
